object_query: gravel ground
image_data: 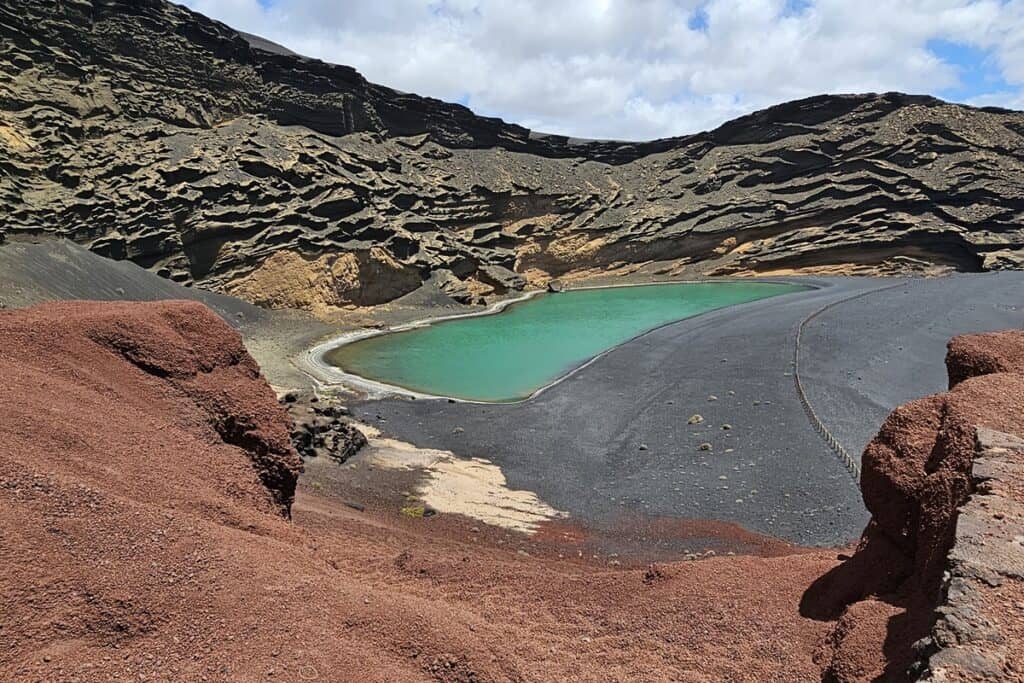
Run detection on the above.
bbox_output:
[800,271,1024,460]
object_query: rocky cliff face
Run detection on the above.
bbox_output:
[3,0,1024,313]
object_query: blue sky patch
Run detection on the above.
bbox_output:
[181,0,1024,139]
[688,5,709,31]
[782,0,812,17]
[928,39,1009,101]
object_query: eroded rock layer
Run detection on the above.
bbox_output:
[3,0,1024,311]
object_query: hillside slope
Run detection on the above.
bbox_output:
[2,0,1024,313]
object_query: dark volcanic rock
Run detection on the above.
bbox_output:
[287,393,367,464]
[916,427,1024,681]
[2,0,1024,311]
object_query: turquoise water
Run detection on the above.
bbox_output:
[327,282,807,402]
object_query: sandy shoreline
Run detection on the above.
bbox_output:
[301,278,819,404]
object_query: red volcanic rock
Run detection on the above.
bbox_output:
[816,599,906,683]
[860,396,947,564]
[946,329,1024,388]
[0,300,301,515]
[812,329,1024,680]
[862,358,1024,601]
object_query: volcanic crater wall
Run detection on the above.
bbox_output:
[3,0,1024,313]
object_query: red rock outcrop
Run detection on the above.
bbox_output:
[807,329,1024,681]
[945,329,1024,389]
[1,300,302,515]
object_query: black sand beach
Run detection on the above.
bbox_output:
[346,273,1024,548]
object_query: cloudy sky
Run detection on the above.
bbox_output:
[180,0,1024,140]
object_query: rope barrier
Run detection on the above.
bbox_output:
[792,281,911,483]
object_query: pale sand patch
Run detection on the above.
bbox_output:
[723,260,954,278]
[354,424,566,534]
[0,122,32,151]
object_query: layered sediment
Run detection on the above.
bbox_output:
[3,0,1024,314]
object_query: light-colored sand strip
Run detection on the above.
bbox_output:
[297,290,542,400]
[356,424,566,534]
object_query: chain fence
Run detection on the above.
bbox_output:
[792,281,911,483]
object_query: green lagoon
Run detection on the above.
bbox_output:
[326,281,807,402]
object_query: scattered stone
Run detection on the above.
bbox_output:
[400,505,436,518]
[687,414,704,425]
[708,395,718,401]
[479,264,526,291]
[638,443,649,451]
[699,443,713,451]
[721,424,732,430]
[287,395,368,464]
[642,564,666,584]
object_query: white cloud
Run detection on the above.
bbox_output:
[181,0,1024,139]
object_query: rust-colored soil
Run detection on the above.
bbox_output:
[0,301,841,682]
